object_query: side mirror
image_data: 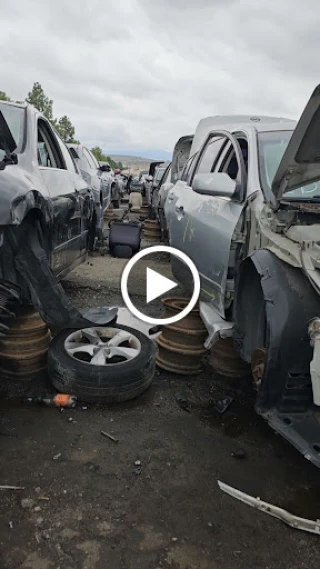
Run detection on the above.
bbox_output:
[192,173,237,198]
[100,164,111,172]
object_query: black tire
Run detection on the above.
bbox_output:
[48,324,157,403]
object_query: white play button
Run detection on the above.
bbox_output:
[146,267,177,304]
[121,245,200,326]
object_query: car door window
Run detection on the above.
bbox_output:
[186,153,199,186]
[181,156,193,182]
[83,148,96,170]
[38,120,63,168]
[196,136,226,175]
[87,149,99,169]
[79,149,91,171]
[55,134,77,173]
[218,137,248,180]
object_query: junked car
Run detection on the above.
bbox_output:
[152,135,194,238]
[99,161,122,208]
[0,101,118,335]
[165,84,320,468]
[143,161,164,204]
[68,144,113,241]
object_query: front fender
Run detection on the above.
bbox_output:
[236,249,320,414]
[11,190,52,226]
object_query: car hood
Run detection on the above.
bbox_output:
[272,84,320,202]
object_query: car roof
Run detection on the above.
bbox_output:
[190,115,297,155]
[0,100,27,110]
[67,143,82,151]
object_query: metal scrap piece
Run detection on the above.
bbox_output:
[218,480,320,535]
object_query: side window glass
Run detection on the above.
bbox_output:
[55,134,77,173]
[37,120,63,169]
[83,148,96,169]
[87,149,99,169]
[181,156,193,182]
[196,136,226,175]
[80,150,91,171]
[218,138,248,180]
[186,152,199,186]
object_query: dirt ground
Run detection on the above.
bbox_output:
[1,244,320,569]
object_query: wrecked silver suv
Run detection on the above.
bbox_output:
[165,84,320,467]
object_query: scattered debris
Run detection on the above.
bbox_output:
[174,393,190,413]
[37,496,50,501]
[30,394,77,408]
[171,537,178,542]
[21,498,36,510]
[42,530,51,540]
[68,417,77,423]
[134,467,142,475]
[134,460,141,466]
[44,394,77,408]
[0,485,24,490]
[218,480,320,535]
[101,430,119,443]
[210,396,233,417]
[53,453,61,461]
[9,521,13,529]
[82,406,88,410]
[231,450,247,460]
[34,506,41,512]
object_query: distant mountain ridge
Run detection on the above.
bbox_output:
[107,151,172,171]
[106,150,172,162]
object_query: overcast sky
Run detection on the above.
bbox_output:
[1,0,319,157]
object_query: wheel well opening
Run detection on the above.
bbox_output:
[18,209,50,252]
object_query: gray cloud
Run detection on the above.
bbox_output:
[0,0,319,155]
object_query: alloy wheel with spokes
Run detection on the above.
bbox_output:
[48,323,157,403]
[64,327,141,366]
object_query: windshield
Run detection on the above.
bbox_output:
[0,103,25,161]
[258,130,320,199]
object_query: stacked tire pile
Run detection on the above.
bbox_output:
[156,298,208,375]
[0,306,51,381]
[143,219,161,241]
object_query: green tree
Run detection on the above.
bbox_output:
[118,161,123,170]
[106,156,118,169]
[55,115,76,143]
[91,146,104,161]
[0,91,11,101]
[26,82,53,120]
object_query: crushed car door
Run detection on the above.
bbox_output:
[37,119,81,275]
[271,83,320,204]
[169,131,247,318]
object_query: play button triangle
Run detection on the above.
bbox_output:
[146,267,178,304]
